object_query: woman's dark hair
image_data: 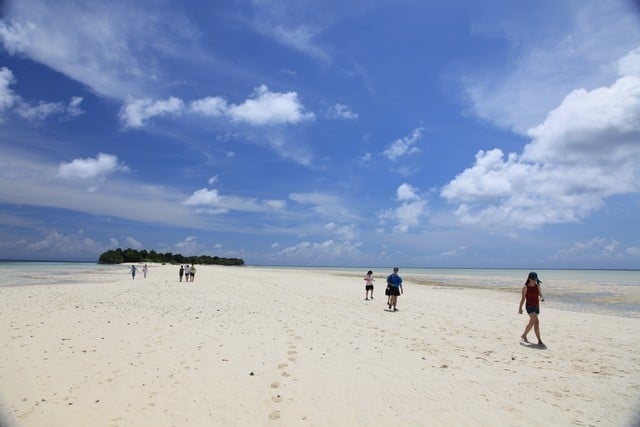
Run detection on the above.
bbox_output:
[367,270,373,275]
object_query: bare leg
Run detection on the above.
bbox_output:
[532,315,543,345]
[521,314,536,342]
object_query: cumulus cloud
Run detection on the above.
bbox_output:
[175,236,199,255]
[26,228,101,254]
[379,183,427,233]
[120,85,314,128]
[227,85,314,125]
[58,153,129,180]
[383,127,423,161]
[442,48,640,229]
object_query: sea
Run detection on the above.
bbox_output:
[1,261,639,319]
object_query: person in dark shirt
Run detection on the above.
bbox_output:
[518,272,545,347]
[386,267,403,312]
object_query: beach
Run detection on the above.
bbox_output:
[1,264,639,426]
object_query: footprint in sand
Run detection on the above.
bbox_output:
[278,363,288,369]
[269,410,280,420]
[281,372,290,377]
[270,381,280,389]
[271,394,283,403]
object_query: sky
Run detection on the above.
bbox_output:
[0,0,640,269]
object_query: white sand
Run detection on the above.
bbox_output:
[1,264,639,426]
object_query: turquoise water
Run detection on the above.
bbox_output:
[2,262,639,318]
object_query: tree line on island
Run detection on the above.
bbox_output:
[98,248,244,266]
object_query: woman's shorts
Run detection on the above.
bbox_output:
[526,305,539,314]
[365,285,373,291]
[388,286,400,296]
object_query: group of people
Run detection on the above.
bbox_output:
[129,263,149,279]
[178,264,196,282]
[363,268,546,347]
[363,267,403,311]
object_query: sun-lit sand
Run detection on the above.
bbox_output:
[1,264,639,426]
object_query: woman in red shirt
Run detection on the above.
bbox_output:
[518,272,545,347]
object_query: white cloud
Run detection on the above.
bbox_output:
[328,103,358,119]
[120,97,184,128]
[0,66,82,122]
[184,187,286,213]
[325,222,359,240]
[442,50,640,229]
[120,85,314,128]
[383,127,423,161]
[58,153,129,180]
[397,183,420,202]
[379,183,427,233]
[462,1,640,134]
[190,96,228,117]
[16,101,65,122]
[0,2,197,100]
[67,96,84,116]
[227,85,314,125]
[124,236,143,249]
[0,19,33,54]
[290,191,357,220]
[552,238,625,260]
[0,67,19,113]
[175,236,199,255]
[26,228,101,254]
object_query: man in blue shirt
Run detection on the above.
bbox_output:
[386,267,403,311]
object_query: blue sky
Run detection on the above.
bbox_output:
[1,0,640,268]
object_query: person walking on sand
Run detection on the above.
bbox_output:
[386,267,403,311]
[190,264,196,282]
[518,272,545,348]
[129,264,137,279]
[364,270,375,300]
[184,264,191,282]
[142,264,149,279]
[179,265,184,282]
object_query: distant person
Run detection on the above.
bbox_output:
[185,264,191,282]
[142,264,149,279]
[179,265,185,282]
[364,270,375,300]
[129,264,137,279]
[386,267,403,311]
[190,264,196,282]
[518,272,545,348]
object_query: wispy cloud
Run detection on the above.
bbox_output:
[0,0,197,100]
[327,103,358,119]
[383,127,423,161]
[0,67,84,123]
